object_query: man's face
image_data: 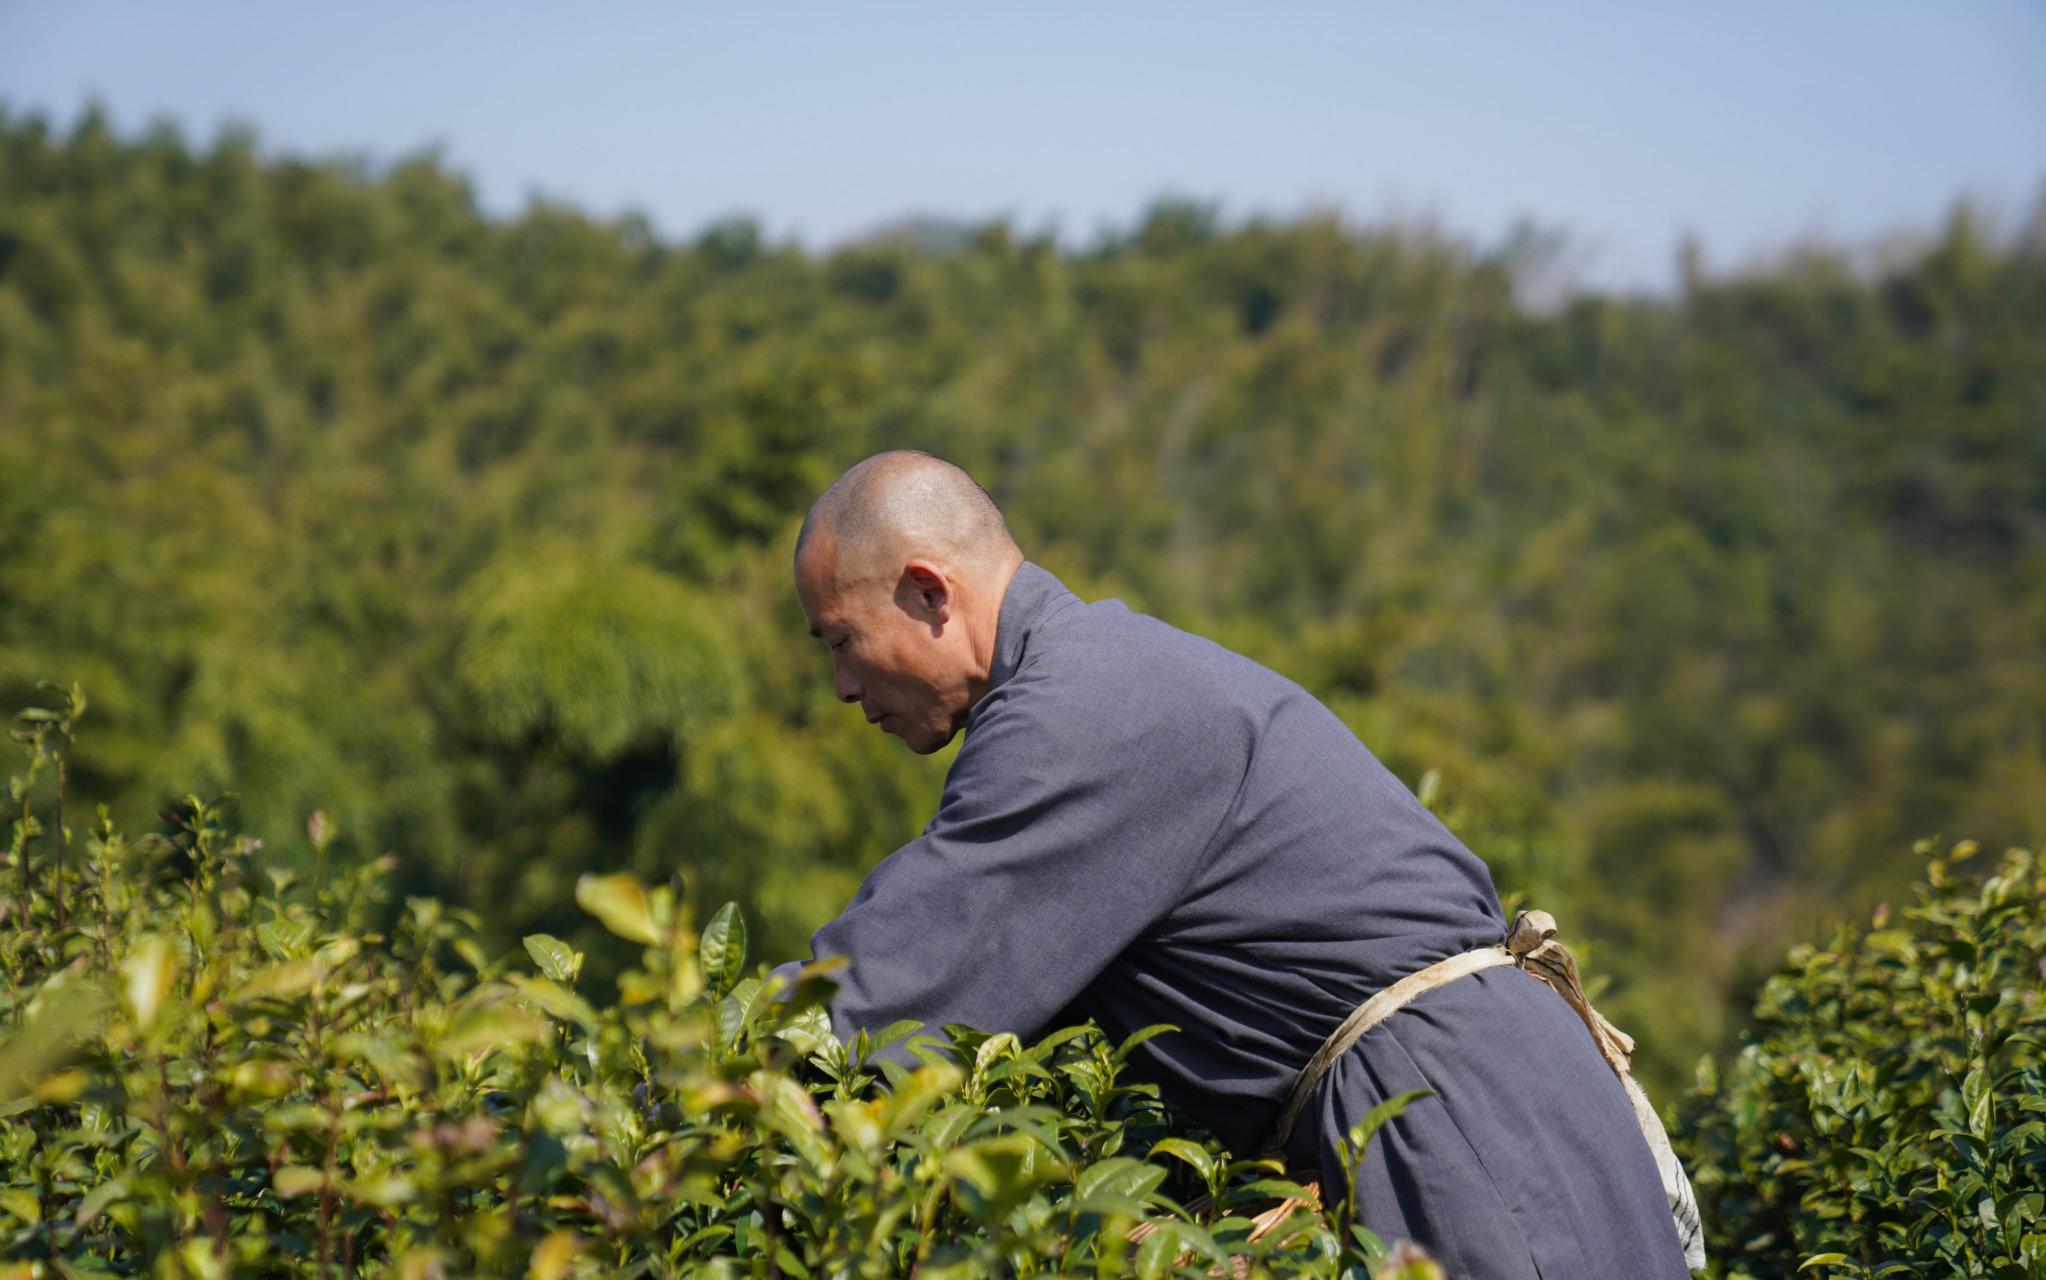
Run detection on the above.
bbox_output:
[795,544,973,755]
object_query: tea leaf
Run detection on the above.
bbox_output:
[1146,1137,1215,1184]
[231,959,321,1003]
[0,982,105,1101]
[699,901,747,998]
[0,1189,39,1226]
[508,974,598,1028]
[1076,1156,1166,1202]
[523,934,581,984]
[436,1000,547,1059]
[120,934,178,1028]
[575,873,661,945]
[1348,1090,1434,1156]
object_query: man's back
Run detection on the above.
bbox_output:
[803,563,1688,1278]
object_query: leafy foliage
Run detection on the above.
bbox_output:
[3,109,2044,1090]
[1676,840,2046,1278]
[0,699,1444,1278]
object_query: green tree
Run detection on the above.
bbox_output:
[2,109,2041,1087]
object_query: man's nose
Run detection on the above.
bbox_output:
[833,659,863,704]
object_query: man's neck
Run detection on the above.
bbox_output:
[962,553,1026,714]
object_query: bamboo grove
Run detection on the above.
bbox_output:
[1,108,2043,1096]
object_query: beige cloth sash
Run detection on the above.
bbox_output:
[1267,910,1706,1271]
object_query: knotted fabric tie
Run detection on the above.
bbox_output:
[1266,909,1706,1271]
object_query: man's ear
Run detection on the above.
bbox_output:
[899,562,953,626]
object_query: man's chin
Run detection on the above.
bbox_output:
[891,724,958,755]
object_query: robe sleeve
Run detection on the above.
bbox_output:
[799,645,1251,1045]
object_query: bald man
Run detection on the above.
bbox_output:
[779,451,1695,1280]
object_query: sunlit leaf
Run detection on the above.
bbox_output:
[0,1188,39,1226]
[0,982,106,1101]
[575,873,662,945]
[523,934,581,983]
[231,959,321,1004]
[120,934,178,1028]
[436,1000,547,1059]
[1075,1156,1166,1203]
[508,973,598,1028]
[1347,1089,1434,1157]
[699,901,748,998]
[344,1175,420,1209]
[1146,1137,1215,1185]
[255,917,312,961]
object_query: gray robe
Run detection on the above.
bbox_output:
[787,563,1688,1280]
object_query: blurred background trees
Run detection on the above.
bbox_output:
[2,110,2041,1089]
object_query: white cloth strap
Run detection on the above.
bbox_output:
[1267,910,1706,1271]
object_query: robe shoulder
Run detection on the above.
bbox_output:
[796,564,1505,1158]
[809,586,1294,1043]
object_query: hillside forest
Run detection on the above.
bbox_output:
[2,110,2042,1090]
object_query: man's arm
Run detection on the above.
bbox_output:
[798,657,1249,1044]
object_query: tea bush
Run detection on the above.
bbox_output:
[0,694,1436,1280]
[1676,839,2046,1279]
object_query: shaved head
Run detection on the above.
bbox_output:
[794,451,1024,754]
[796,451,1017,581]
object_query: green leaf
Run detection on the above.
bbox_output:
[1115,1024,1178,1059]
[1031,1024,1095,1055]
[0,1188,39,1225]
[329,1034,428,1090]
[575,873,661,945]
[776,1003,835,1055]
[1348,1089,1434,1157]
[945,1134,1065,1217]
[343,1175,419,1208]
[263,1103,335,1132]
[857,1018,921,1064]
[72,1178,127,1225]
[1219,1177,1312,1207]
[699,901,748,998]
[523,933,581,983]
[1966,1067,1995,1140]
[715,978,767,1048]
[508,973,599,1028]
[881,1061,964,1137]
[1146,1137,1215,1184]
[1351,1224,1388,1264]
[1069,1193,1156,1220]
[2004,1191,2043,1225]
[1134,1226,1179,1280]
[1800,1256,1851,1270]
[1076,1157,1167,1203]
[0,981,106,1101]
[120,933,179,1027]
[436,998,547,1059]
[973,1031,1021,1076]
[255,917,312,960]
[1139,1218,1227,1265]
[231,958,321,1004]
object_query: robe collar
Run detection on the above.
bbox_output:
[984,561,1077,695]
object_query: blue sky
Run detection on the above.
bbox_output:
[3,0,2042,291]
